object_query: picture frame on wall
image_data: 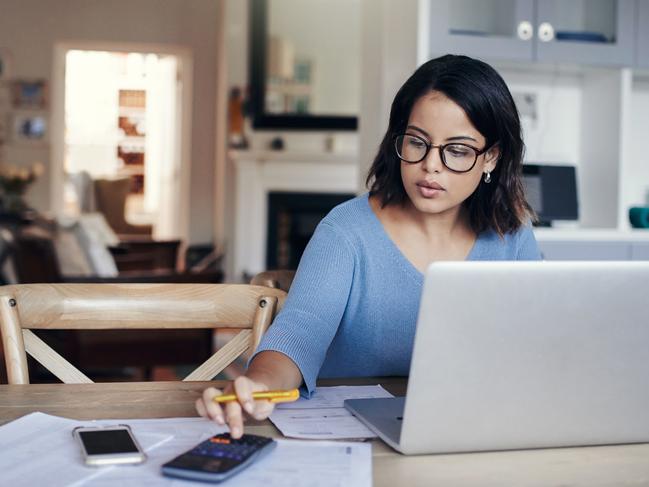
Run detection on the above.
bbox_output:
[11,111,48,145]
[11,80,48,109]
[0,48,13,81]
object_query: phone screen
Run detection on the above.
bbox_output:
[78,430,140,455]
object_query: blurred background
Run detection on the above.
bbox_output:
[0,0,648,381]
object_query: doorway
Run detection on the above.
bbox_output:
[52,44,192,240]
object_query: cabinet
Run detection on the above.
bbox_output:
[424,0,649,231]
[637,0,649,68]
[429,0,635,67]
[535,230,649,260]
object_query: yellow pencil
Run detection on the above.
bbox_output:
[212,388,300,404]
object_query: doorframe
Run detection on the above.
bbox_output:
[51,41,193,242]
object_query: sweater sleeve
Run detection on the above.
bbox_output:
[249,220,356,395]
[516,224,543,260]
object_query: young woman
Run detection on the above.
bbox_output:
[196,54,541,438]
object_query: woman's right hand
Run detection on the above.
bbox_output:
[195,376,276,439]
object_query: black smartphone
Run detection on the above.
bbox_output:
[161,433,276,483]
[72,425,146,466]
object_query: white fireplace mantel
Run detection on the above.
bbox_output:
[232,150,359,280]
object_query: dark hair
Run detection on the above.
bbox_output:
[366,54,535,236]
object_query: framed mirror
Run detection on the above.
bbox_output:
[249,0,359,130]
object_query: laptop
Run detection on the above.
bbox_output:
[344,261,649,455]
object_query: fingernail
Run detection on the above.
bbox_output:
[244,402,253,414]
[215,415,224,425]
[231,426,240,437]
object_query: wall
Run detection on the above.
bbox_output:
[220,0,359,279]
[0,0,219,244]
[358,0,420,192]
[626,76,649,207]
[499,67,582,165]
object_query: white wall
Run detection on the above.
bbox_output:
[626,77,649,207]
[499,68,582,165]
[0,0,219,244]
[220,0,360,279]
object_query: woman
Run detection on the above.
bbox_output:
[196,54,541,438]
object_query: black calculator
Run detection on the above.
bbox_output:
[161,433,276,483]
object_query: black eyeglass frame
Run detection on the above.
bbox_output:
[394,133,491,173]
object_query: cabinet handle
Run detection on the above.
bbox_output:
[517,20,533,41]
[538,22,555,42]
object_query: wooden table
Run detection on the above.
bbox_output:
[1,379,648,486]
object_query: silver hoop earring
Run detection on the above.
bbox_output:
[483,171,491,184]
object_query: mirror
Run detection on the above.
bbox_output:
[249,0,359,130]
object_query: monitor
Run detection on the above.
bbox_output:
[522,163,578,226]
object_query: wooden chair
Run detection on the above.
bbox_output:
[93,178,153,238]
[0,283,286,385]
[250,270,296,293]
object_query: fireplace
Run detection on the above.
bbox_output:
[266,192,355,269]
[232,151,359,281]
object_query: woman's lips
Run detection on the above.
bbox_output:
[416,181,445,198]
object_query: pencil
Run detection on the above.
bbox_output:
[212,388,300,404]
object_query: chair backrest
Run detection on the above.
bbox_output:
[0,283,286,384]
[250,270,296,293]
[93,178,152,236]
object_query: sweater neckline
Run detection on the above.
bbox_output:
[360,193,483,280]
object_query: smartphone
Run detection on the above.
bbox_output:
[162,433,276,483]
[72,425,146,466]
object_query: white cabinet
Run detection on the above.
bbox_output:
[428,0,534,62]
[424,1,649,231]
[637,0,649,68]
[536,230,649,260]
[428,0,636,67]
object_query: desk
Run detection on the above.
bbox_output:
[1,379,648,486]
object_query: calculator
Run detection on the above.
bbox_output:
[161,433,276,483]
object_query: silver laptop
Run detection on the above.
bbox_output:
[344,261,649,455]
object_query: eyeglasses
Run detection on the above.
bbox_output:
[394,133,489,173]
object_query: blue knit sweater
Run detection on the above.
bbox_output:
[253,193,541,394]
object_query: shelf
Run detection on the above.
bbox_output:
[118,107,145,117]
[267,84,312,96]
[119,136,145,143]
[534,228,649,242]
[229,149,358,165]
[117,166,144,176]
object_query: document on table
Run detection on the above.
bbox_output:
[0,412,172,487]
[0,412,371,487]
[269,385,394,440]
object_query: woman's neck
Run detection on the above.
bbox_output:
[370,195,477,268]
[395,198,472,242]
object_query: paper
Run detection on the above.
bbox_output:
[87,434,371,487]
[0,413,371,487]
[71,416,224,486]
[0,412,172,487]
[269,385,393,439]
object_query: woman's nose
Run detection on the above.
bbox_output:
[422,147,443,173]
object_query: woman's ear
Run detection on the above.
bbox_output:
[484,145,500,173]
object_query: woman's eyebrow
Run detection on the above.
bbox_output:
[446,135,478,143]
[406,125,430,138]
[406,125,479,143]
